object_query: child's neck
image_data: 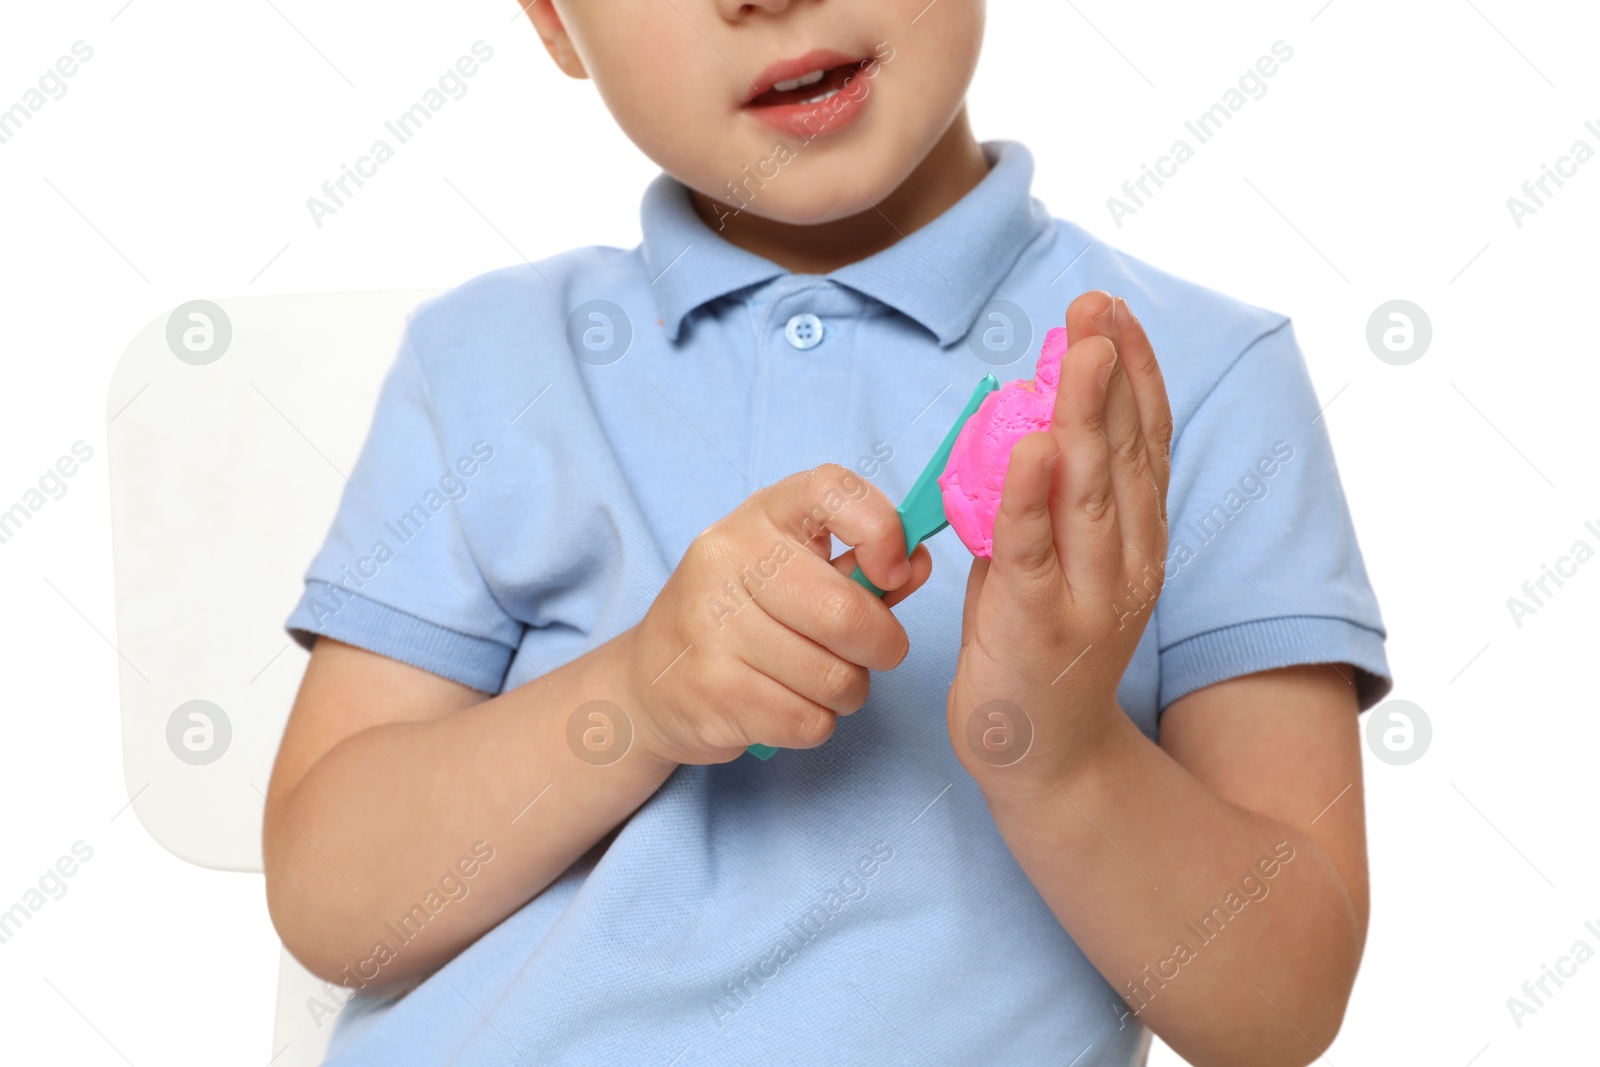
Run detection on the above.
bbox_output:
[688,107,990,276]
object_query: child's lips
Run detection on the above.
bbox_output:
[739,58,876,137]
[741,47,863,106]
[744,62,857,108]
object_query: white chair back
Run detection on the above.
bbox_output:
[108,290,444,1065]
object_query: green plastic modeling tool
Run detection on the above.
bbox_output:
[746,373,1000,761]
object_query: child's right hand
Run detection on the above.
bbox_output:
[621,464,933,764]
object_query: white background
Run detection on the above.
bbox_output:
[2,0,1596,1063]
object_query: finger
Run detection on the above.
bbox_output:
[990,430,1062,586]
[1108,297,1175,510]
[761,464,910,591]
[1050,334,1123,599]
[1098,328,1165,568]
[960,556,989,647]
[735,668,840,751]
[881,543,931,610]
[830,542,933,609]
[1068,292,1174,510]
[1065,289,1117,345]
[738,480,852,567]
[740,615,873,716]
[750,548,911,672]
[1067,292,1168,554]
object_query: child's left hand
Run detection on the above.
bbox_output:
[946,291,1174,800]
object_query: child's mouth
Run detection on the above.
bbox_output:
[744,62,862,109]
[740,55,877,136]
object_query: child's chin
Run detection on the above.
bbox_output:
[729,173,901,227]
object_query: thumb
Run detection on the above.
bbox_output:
[960,556,989,647]
[990,431,1062,583]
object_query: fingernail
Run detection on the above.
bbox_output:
[1092,297,1115,333]
[890,557,911,586]
[1098,349,1117,389]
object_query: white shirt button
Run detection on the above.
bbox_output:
[784,313,824,350]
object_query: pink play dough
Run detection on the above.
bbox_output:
[938,326,1068,559]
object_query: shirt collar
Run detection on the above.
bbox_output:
[638,139,1051,347]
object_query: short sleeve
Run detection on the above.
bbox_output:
[1155,318,1392,715]
[283,325,524,693]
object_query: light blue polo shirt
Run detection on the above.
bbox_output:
[285,139,1391,1065]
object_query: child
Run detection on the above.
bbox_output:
[265,3,1391,1064]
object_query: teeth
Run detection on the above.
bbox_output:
[772,69,827,92]
[799,87,841,105]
